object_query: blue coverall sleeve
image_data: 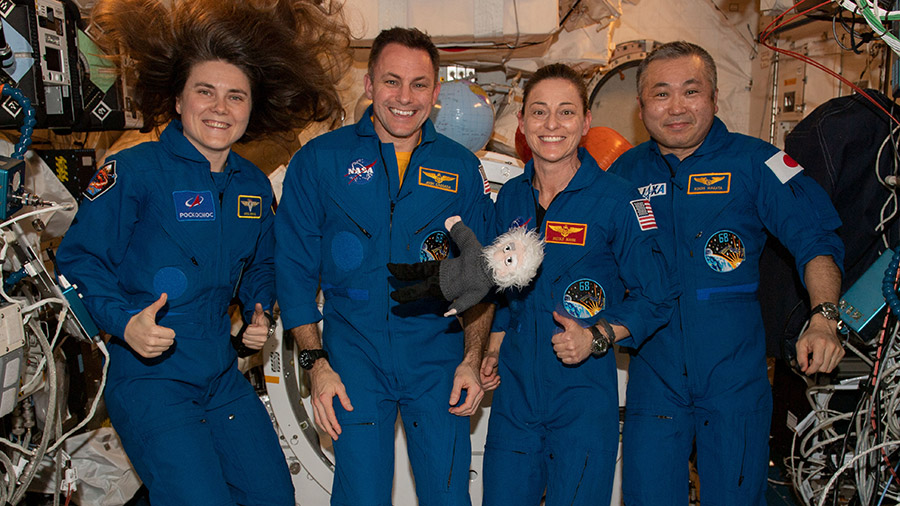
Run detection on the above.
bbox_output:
[601,197,676,348]
[754,150,845,281]
[56,157,142,338]
[275,145,324,329]
[239,189,276,322]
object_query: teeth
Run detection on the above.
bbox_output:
[204,120,229,129]
[541,136,564,142]
[390,108,415,117]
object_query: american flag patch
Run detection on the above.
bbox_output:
[630,199,657,231]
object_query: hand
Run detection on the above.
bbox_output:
[449,359,484,416]
[480,350,500,391]
[444,215,462,231]
[242,303,272,350]
[124,293,176,358]
[308,361,353,440]
[796,318,845,375]
[551,311,592,364]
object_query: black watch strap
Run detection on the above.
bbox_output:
[299,349,329,370]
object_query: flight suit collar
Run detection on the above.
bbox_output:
[160,120,244,175]
[520,147,601,193]
[647,116,728,162]
[354,104,438,146]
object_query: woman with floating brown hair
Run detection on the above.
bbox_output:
[56,1,350,504]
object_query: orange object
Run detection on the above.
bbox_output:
[514,126,633,170]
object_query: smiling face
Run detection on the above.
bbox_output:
[638,55,718,160]
[364,43,440,152]
[175,60,252,171]
[518,78,591,171]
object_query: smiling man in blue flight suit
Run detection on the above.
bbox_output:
[275,27,495,506]
[609,41,845,506]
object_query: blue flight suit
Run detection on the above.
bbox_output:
[56,121,293,506]
[275,107,494,506]
[609,118,844,506]
[482,149,675,506]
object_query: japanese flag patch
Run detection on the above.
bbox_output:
[630,199,657,231]
[83,161,117,201]
[765,151,803,184]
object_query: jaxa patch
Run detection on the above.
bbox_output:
[237,195,262,219]
[765,151,803,184]
[83,161,117,201]
[563,278,605,318]
[704,230,745,272]
[345,158,376,185]
[420,230,450,261]
[637,182,666,199]
[477,164,491,195]
[545,221,587,246]
[688,173,731,194]
[173,190,215,222]
[630,199,657,231]
[418,167,458,193]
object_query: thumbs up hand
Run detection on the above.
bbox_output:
[242,303,273,351]
[124,293,176,358]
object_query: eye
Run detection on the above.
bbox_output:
[505,256,514,265]
[503,244,513,252]
[229,94,246,102]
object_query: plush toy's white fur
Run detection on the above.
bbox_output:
[482,227,544,290]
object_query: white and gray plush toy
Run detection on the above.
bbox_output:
[388,215,544,317]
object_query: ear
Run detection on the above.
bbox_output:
[517,109,525,133]
[636,96,643,122]
[582,110,592,137]
[431,81,441,107]
[713,87,719,114]
[175,94,182,115]
[364,73,374,100]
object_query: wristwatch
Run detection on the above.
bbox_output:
[589,325,611,357]
[809,302,840,322]
[298,349,329,370]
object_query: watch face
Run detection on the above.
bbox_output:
[298,351,313,370]
[818,302,840,320]
[591,337,609,356]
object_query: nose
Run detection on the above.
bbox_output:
[545,114,559,129]
[212,95,228,113]
[397,85,412,104]
[668,95,687,115]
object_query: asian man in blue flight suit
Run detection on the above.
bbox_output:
[609,41,846,506]
[275,27,495,506]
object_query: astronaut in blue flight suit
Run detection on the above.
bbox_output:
[55,1,350,504]
[479,64,675,506]
[275,28,495,506]
[608,41,845,506]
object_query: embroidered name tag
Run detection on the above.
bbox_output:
[237,195,262,219]
[545,221,587,246]
[688,173,731,194]
[418,167,459,193]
